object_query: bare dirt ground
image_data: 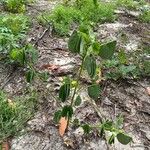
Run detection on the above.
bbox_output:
[0,0,150,150]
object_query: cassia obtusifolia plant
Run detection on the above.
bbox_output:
[54,25,132,145]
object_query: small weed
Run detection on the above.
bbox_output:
[0,90,36,142]
[102,48,150,80]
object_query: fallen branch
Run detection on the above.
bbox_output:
[33,26,50,47]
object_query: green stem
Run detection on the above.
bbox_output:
[70,56,85,106]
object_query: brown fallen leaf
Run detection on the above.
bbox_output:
[59,117,68,137]
[2,141,9,150]
[146,87,150,96]
[40,64,59,71]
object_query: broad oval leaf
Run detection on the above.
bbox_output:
[103,120,113,131]
[82,124,91,134]
[61,105,73,118]
[59,83,70,102]
[74,95,82,106]
[117,133,132,145]
[26,70,35,83]
[84,55,97,78]
[99,41,116,59]
[53,110,62,123]
[88,84,101,100]
[92,42,100,55]
[68,30,82,54]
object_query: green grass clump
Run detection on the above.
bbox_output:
[1,0,26,13]
[0,91,36,142]
[0,0,35,13]
[38,6,81,36]
[139,10,150,23]
[116,0,146,10]
[0,14,30,61]
[0,14,29,36]
[38,0,116,36]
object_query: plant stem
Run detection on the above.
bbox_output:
[70,56,85,106]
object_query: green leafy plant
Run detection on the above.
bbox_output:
[0,14,38,66]
[54,26,132,145]
[101,49,141,80]
[38,0,116,36]
[0,90,36,142]
[1,0,26,13]
[0,14,29,56]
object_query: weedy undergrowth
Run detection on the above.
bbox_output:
[139,7,150,23]
[0,14,38,68]
[38,0,116,36]
[1,0,35,13]
[116,0,146,10]
[0,90,37,142]
[53,26,132,145]
[1,0,26,13]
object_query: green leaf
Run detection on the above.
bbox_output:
[88,84,101,100]
[74,95,82,106]
[93,0,98,6]
[73,118,80,126]
[99,41,116,59]
[100,125,104,137]
[118,50,127,64]
[108,134,115,144]
[26,70,35,83]
[118,65,136,77]
[10,48,26,65]
[103,120,113,131]
[68,30,82,54]
[61,105,73,118]
[53,110,62,123]
[82,124,91,134]
[25,44,38,63]
[117,133,132,145]
[59,83,70,102]
[92,42,100,55]
[84,55,97,78]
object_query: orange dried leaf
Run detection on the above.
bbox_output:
[40,64,59,71]
[146,87,150,96]
[59,117,68,137]
[2,142,9,150]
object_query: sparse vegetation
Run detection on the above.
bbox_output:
[0,90,36,142]
[38,0,116,36]
[116,0,146,10]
